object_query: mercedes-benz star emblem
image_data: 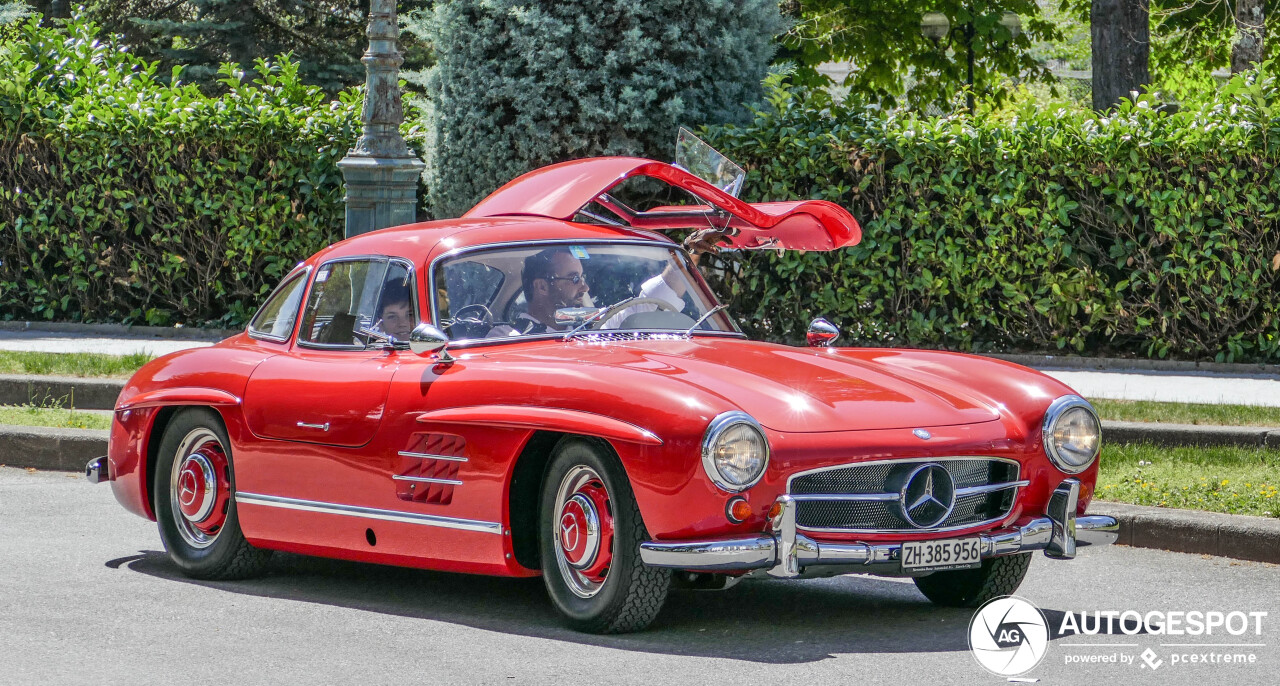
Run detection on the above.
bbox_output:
[560,514,579,550]
[898,463,956,528]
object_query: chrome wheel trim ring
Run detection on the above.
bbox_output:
[169,428,224,550]
[552,465,608,599]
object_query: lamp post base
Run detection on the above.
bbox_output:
[338,155,425,238]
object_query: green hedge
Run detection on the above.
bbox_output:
[703,74,1280,362]
[0,18,362,326]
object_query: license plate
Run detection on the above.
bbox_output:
[901,537,983,572]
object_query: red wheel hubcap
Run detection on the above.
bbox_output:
[176,441,229,535]
[557,479,614,584]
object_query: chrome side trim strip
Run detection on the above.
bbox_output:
[955,479,1031,497]
[235,492,500,534]
[391,475,464,485]
[397,450,468,463]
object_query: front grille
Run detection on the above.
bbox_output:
[789,458,1021,533]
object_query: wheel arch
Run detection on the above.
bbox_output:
[144,404,233,518]
[508,431,637,571]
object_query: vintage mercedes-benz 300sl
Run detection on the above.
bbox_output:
[89,150,1118,634]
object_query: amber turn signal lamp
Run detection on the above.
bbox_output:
[726,497,753,524]
[767,501,783,520]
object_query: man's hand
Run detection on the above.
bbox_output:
[682,227,734,260]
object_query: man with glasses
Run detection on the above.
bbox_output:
[488,247,591,336]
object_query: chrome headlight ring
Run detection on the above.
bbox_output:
[701,411,770,493]
[1042,395,1102,474]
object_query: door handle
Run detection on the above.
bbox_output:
[296,421,331,431]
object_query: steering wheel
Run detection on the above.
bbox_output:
[593,297,681,330]
[452,303,494,328]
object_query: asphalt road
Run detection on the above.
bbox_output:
[4,466,1278,686]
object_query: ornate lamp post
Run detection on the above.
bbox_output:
[920,10,1021,112]
[338,0,424,238]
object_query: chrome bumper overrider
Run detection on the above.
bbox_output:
[639,479,1119,578]
[85,456,109,484]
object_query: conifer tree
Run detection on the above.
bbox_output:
[407,0,785,218]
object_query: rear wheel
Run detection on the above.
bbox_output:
[154,408,270,580]
[539,437,669,633]
[912,553,1032,607]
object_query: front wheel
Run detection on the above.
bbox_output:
[154,408,270,580]
[912,553,1032,607]
[539,437,669,633]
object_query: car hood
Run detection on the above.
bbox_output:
[482,338,1002,433]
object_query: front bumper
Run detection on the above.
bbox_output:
[640,478,1119,578]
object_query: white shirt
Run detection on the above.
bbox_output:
[603,275,684,328]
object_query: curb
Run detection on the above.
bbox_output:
[0,424,108,473]
[1102,420,1280,450]
[0,374,124,410]
[1089,501,1280,564]
[991,352,1280,377]
[0,320,237,341]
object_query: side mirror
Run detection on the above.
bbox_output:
[409,323,454,363]
[806,318,840,347]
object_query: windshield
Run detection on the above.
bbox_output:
[432,242,737,342]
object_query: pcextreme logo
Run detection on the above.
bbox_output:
[968,596,1050,677]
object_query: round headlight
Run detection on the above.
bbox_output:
[1042,395,1101,473]
[701,411,770,492]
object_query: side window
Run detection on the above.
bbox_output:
[299,258,418,347]
[247,269,308,341]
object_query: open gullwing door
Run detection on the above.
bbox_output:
[464,156,861,252]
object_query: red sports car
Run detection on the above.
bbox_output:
[89,154,1118,634]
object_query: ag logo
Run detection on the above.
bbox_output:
[968,596,1050,677]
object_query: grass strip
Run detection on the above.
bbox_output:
[1097,443,1280,518]
[0,405,111,430]
[1091,398,1280,427]
[0,350,152,378]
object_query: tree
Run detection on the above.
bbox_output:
[1231,0,1265,72]
[778,0,1061,111]
[1091,0,1150,109]
[0,2,30,24]
[70,0,431,92]
[408,0,786,219]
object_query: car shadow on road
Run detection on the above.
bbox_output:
[107,550,1129,664]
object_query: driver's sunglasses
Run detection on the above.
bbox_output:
[546,274,585,285]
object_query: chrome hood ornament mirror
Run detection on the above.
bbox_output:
[806,318,840,347]
[408,323,454,363]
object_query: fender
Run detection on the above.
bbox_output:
[117,387,242,411]
[416,405,663,446]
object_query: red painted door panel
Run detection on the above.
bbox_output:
[242,351,398,447]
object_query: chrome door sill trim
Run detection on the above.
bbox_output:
[235,492,501,534]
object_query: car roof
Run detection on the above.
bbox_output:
[307,215,675,267]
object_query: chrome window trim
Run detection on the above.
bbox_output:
[1042,394,1101,474]
[235,492,500,534]
[701,411,770,493]
[428,238,743,348]
[785,456,1024,535]
[398,450,468,463]
[247,266,312,343]
[391,475,464,486]
[295,255,419,352]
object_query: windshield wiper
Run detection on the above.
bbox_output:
[682,304,728,338]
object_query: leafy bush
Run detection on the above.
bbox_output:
[703,71,1280,362]
[0,17,363,326]
[409,0,786,219]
